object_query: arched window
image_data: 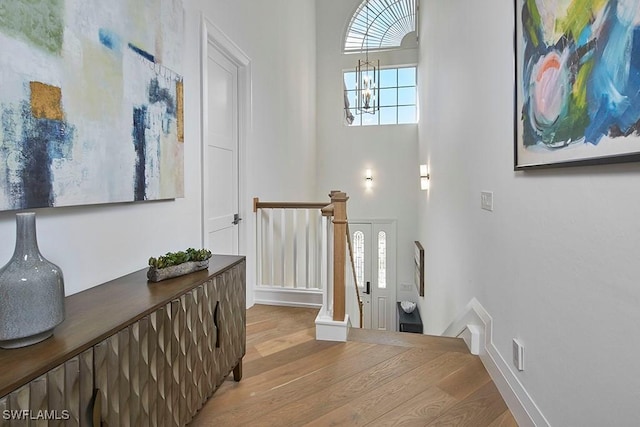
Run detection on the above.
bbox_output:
[343,0,419,126]
[344,0,418,52]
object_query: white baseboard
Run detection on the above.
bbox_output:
[254,286,323,308]
[442,298,486,355]
[444,298,550,427]
[458,324,481,355]
[315,308,350,342]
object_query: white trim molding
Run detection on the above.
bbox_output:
[442,298,486,355]
[200,15,252,250]
[315,307,350,342]
[443,298,550,427]
[254,286,323,308]
[200,15,255,305]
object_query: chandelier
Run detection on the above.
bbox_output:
[355,0,380,115]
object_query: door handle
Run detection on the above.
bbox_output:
[232,213,242,225]
[365,281,371,295]
[214,300,221,348]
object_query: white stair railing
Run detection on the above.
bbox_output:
[254,193,363,334]
[321,214,333,314]
[314,191,363,342]
[253,199,332,306]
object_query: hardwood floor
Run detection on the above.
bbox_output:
[189,305,517,427]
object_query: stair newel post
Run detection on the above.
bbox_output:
[330,191,349,322]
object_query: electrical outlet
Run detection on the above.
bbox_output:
[481,191,493,211]
[513,338,524,371]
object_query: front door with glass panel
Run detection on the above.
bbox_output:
[350,221,396,331]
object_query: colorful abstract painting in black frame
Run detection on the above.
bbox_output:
[515,0,640,169]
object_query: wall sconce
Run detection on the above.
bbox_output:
[420,164,430,190]
[365,169,373,189]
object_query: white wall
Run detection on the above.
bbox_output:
[419,0,640,425]
[187,0,318,306]
[0,0,318,305]
[191,0,317,201]
[316,0,420,304]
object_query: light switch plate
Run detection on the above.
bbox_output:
[481,191,493,211]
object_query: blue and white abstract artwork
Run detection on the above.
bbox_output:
[0,0,185,211]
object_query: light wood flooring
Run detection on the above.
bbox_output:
[189,305,517,426]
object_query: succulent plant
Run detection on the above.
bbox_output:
[148,248,212,269]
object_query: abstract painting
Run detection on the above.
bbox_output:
[0,0,184,211]
[515,0,640,168]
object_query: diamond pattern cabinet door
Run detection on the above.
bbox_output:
[117,327,131,426]
[0,349,93,427]
[148,302,176,427]
[94,319,156,427]
[183,291,196,422]
[9,378,40,427]
[195,284,209,402]
[94,331,119,426]
[77,349,94,427]
[131,317,149,427]
[0,396,7,427]
[148,309,160,427]
[210,277,225,388]
[46,364,65,426]
[215,263,246,382]
[170,298,184,427]
[203,278,219,397]
[161,302,175,427]
[187,285,206,414]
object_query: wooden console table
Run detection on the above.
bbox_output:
[0,255,246,426]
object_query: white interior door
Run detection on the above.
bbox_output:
[204,44,240,255]
[350,221,397,331]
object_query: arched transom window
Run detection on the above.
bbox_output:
[344,0,418,52]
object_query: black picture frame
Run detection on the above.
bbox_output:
[414,241,424,297]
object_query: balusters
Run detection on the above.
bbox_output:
[254,203,329,290]
[292,209,298,288]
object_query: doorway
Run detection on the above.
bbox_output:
[201,19,250,256]
[349,220,397,331]
[204,45,239,254]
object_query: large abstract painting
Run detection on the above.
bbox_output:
[515,0,640,168]
[0,0,184,211]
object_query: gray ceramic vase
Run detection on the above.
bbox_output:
[0,212,65,349]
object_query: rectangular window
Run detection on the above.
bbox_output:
[344,66,418,126]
